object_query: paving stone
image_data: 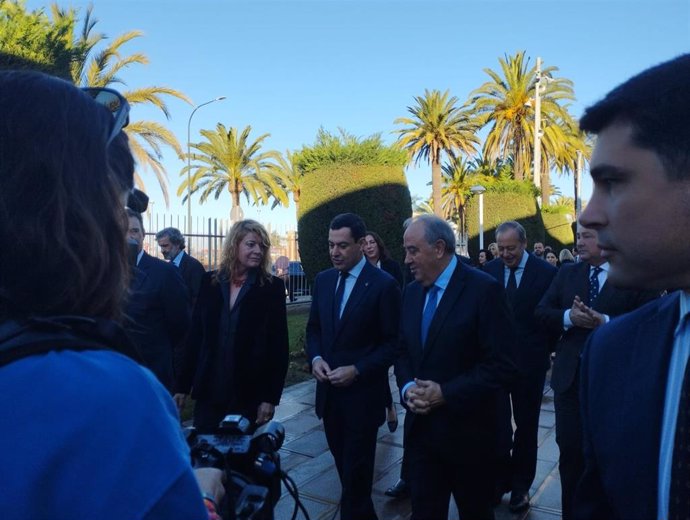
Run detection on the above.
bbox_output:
[279,450,311,473]
[282,450,335,488]
[283,428,330,458]
[275,400,312,422]
[537,425,552,444]
[281,412,323,443]
[273,493,334,520]
[373,442,404,479]
[532,473,562,510]
[537,434,560,463]
[299,465,342,503]
[530,458,558,495]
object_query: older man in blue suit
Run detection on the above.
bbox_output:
[573,54,690,519]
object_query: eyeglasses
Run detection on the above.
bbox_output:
[81,87,130,145]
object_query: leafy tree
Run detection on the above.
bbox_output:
[440,157,476,247]
[0,1,191,206]
[270,150,306,212]
[0,0,75,79]
[178,124,285,220]
[395,89,479,217]
[467,51,586,204]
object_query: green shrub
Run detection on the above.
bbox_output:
[297,164,411,280]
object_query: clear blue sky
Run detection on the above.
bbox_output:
[28,0,690,230]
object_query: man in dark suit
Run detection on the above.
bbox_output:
[155,227,206,308]
[571,55,690,519]
[125,209,191,391]
[395,215,519,520]
[535,223,655,520]
[306,213,401,520]
[484,221,557,512]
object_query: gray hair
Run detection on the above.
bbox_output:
[155,227,186,249]
[407,214,456,254]
[495,221,527,243]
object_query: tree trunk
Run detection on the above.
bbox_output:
[230,189,244,221]
[432,158,442,217]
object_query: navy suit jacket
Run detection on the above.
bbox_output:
[575,293,679,520]
[484,253,558,373]
[395,259,519,459]
[125,252,191,390]
[535,261,655,393]
[306,260,401,423]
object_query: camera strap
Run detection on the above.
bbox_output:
[0,316,143,369]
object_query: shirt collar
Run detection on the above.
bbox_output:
[590,261,609,273]
[172,250,185,267]
[677,291,690,334]
[136,250,144,266]
[432,255,457,291]
[504,250,529,272]
[347,255,367,279]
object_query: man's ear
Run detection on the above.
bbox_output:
[434,239,446,258]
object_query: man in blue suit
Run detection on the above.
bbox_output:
[125,209,191,391]
[573,54,690,519]
[306,213,401,520]
[484,221,557,512]
[396,215,519,520]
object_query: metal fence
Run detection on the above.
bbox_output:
[142,213,311,300]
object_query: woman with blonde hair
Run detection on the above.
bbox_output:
[176,219,289,431]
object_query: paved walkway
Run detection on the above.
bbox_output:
[273,373,562,520]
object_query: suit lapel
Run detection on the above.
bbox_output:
[516,254,538,298]
[334,263,373,337]
[422,261,465,358]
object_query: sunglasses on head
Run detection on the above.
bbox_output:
[81,87,130,145]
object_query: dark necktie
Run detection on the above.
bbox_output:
[670,343,690,519]
[589,266,602,306]
[506,266,518,300]
[333,271,349,323]
[421,284,439,346]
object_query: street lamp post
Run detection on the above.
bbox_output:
[187,96,226,236]
[470,184,487,250]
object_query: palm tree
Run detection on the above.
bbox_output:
[178,124,286,220]
[395,89,479,217]
[467,51,583,204]
[269,150,306,213]
[441,157,475,248]
[51,4,191,206]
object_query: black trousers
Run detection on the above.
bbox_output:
[496,365,548,495]
[554,381,584,520]
[323,397,379,520]
[406,422,495,520]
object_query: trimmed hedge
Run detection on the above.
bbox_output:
[297,164,412,280]
[465,193,574,256]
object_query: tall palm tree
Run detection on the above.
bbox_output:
[441,157,475,247]
[467,51,582,203]
[269,150,305,212]
[178,124,286,220]
[51,4,191,206]
[395,89,479,217]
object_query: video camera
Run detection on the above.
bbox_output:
[185,415,285,520]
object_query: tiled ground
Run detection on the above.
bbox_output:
[273,373,562,520]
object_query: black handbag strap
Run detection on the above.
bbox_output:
[0,316,142,368]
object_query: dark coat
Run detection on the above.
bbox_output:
[575,293,678,520]
[125,252,191,391]
[380,257,404,288]
[176,270,289,418]
[178,252,206,307]
[535,261,656,393]
[306,261,401,424]
[484,253,558,372]
[395,259,519,458]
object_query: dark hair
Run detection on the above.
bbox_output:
[495,221,527,243]
[364,230,391,261]
[0,70,132,320]
[477,248,494,263]
[580,54,690,180]
[125,207,144,232]
[330,213,367,242]
[155,227,185,249]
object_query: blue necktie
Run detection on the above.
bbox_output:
[333,271,349,323]
[589,266,602,306]
[421,284,439,346]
